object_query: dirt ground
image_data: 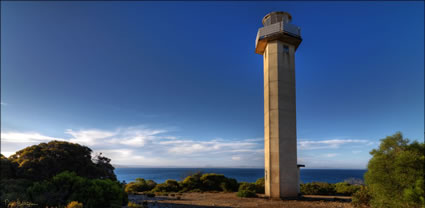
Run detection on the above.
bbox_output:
[127,192,354,208]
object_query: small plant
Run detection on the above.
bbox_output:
[128,202,142,208]
[237,182,257,198]
[66,201,83,208]
[335,182,361,196]
[351,186,371,208]
[255,178,265,194]
[300,182,336,195]
[152,180,181,193]
[5,200,37,208]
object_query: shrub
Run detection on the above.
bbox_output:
[0,154,14,179]
[152,180,180,193]
[0,179,32,203]
[237,182,257,198]
[8,141,116,181]
[125,178,157,194]
[351,186,372,208]
[66,201,83,208]
[27,171,127,208]
[220,178,239,192]
[335,182,361,196]
[127,202,142,208]
[255,178,265,194]
[200,173,227,191]
[300,182,336,195]
[364,132,424,207]
[181,172,202,192]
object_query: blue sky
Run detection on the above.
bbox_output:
[1,2,423,169]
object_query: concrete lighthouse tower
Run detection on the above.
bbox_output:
[255,11,302,198]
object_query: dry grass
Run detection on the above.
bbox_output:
[127,192,354,208]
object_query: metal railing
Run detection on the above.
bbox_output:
[257,22,301,40]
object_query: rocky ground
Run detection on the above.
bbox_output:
[126,192,354,208]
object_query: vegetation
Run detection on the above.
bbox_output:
[254,177,265,194]
[125,178,157,194]
[8,141,116,181]
[66,201,83,208]
[300,182,361,196]
[359,132,425,208]
[351,186,372,208]
[26,171,127,208]
[1,141,127,208]
[237,182,257,198]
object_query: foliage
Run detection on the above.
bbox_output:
[27,171,127,208]
[255,178,265,194]
[127,202,142,208]
[0,179,33,204]
[8,141,116,181]
[200,173,228,191]
[4,200,37,208]
[66,201,83,208]
[344,178,364,185]
[364,132,424,208]
[334,182,361,196]
[300,182,336,195]
[236,182,257,198]
[220,178,239,192]
[180,173,238,192]
[152,180,180,193]
[125,178,157,194]
[351,186,372,208]
[1,154,14,179]
[181,172,202,192]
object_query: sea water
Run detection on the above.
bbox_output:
[115,168,366,184]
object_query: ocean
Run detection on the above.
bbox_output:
[115,168,366,184]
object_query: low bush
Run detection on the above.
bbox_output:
[220,178,239,192]
[152,180,180,193]
[255,178,265,194]
[351,186,371,208]
[66,201,83,208]
[200,173,227,191]
[237,182,257,198]
[125,178,157,194]
[27,171,127,208]
[335,182,361,196]
[0,179,33,204]
[127,202,142,208]
[181,172,202,191]
[300,182,336,195]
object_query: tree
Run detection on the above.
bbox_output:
[364,132,424,207]
[1,154,14,178]
[8,140,116,181]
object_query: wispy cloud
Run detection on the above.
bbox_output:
[298,139,368,150]
[1,127,372,168]
[1,126,264,167]
[323,153,339,158]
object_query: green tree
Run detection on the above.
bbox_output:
[364,132,424,208]
[8,140,116,181]
[0,154,14,179]
[27,171,127,208]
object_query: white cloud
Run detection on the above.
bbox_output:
[298,139,368,150]
[0,126,264,167]
[1,132,65,143]
[323,153,339,158]
[232,156,241,161]
[352,150,362,154]
[1,131,66,157]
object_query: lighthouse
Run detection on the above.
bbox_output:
[255,11,303,199]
